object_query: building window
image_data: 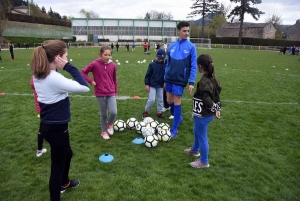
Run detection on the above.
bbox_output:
[149,27,162,36]
[163,27,176,36]
[135,27,148,35]
[73,26,87,35]
[89,26,103,35]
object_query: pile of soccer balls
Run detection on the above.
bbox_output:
[113,117,171,148]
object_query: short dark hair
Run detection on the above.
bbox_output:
[177,21,190,30]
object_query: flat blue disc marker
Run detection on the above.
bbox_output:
[132,137,144,144]
[99,153,114,163]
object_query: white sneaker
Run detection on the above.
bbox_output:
[101,132,110,140]
[36,148,47,157]
[107,123,114,135]
[169,115,174,119]
[162,107,170,112]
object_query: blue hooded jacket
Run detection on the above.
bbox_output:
[164,39,197,87]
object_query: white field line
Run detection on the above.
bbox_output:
[2,92,299,105]
[0,69,27,71]
[223,68,300,77]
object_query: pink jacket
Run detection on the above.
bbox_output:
[81,59,117,96]
[30,76,40,114]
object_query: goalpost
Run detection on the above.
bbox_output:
[189,38,211,49]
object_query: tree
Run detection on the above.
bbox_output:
[210,15,227,34]
[41,6,46,13]
[79,9,99,18]
[265,14,283,38]
[216,2,231,18]
[48,7,54,18]
[52,12,62,20]
[228,0,264,45]
[0,0,12,43]
[143,10,173,20]
[187,0,219,38]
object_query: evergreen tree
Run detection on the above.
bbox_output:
[41,6,46,13]
[48,7,54,18]
[188,0,219,38]
[228,0,264,44]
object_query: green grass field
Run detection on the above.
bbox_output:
[0,46,299,201]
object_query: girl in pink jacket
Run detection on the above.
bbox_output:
[81,46,118,140]
[30,76,47,157]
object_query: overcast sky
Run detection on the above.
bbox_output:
[33,0,300,25]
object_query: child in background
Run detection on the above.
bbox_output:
[185,54,221,168]
[143,42,148,53]
[125,43,130,52]
[0,46,2,61]
[132,41,136,51]
[110,43,114,54]
[142,49,166,119]
[81,46,118,140]
[116,43,119,52]
[9,43,14,60]
[32,40,90,200]
[30,76,47,157]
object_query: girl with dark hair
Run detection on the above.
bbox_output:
[32,40,90,201]
[184,54,221,168]
[81,46,118,140]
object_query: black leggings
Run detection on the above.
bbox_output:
[10,50,14,60]
[37,131,44,150]
[39,122,73,201]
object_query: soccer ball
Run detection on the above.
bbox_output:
[138,61,140,63]
[149,120,159,131]
[144,135,159,148]
[142,126,154,137]
[157,123,170,132]
[116,60,119,62]
[126,61,129,63]
[126,118,138,129]
[136,121,147,134]
[143,117,154,125]
[117,62,121,65]
[157,129,171,142]
[113,120,126,131]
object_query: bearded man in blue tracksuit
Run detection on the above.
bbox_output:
[164,21,197,138]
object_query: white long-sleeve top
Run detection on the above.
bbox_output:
[34,63,90,124]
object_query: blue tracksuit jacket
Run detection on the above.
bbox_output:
[164,39,197,87]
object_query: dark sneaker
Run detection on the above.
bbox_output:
[184,147,200,157]
[142,111,148,119]
[156,113,166,119]
[61,179,80,193]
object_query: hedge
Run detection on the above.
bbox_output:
[208,37,300,46]
[7,13,71,27]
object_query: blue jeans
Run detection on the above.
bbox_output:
[145,87,163,113]
[192,115,214,163]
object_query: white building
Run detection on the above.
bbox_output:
[71,18,180,42]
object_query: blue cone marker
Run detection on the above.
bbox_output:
[132,137,144,144]
[99,153,114,163]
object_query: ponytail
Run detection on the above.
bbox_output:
[31,46,50,79]
[31,40,67,79]
[207,61,214,77]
